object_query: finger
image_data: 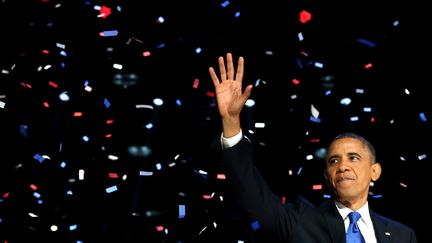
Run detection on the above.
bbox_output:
[241,84,253,102]
[226,53,234,80]
[235,56,244,83]
[208,67,220,87]
[218,56,227,81]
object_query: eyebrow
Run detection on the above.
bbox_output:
[326,152,362,162]
[347,152,361,157]
[326,155,339,163]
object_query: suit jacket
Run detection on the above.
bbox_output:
[218,136,417,243]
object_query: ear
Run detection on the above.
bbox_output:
[371,163,382,181]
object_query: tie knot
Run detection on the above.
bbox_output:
[348,211,361,223]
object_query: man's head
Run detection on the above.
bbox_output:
[325,132,382,210]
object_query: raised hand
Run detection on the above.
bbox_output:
[209,53,252,138]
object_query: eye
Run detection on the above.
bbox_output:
[328,158,339,164]
[349,155,360,161]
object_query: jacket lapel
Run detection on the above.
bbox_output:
[370,211,392,243]
[319,200,346,243]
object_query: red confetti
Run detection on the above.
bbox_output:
[206,91,215,97]
[192,78,200,89]
[299,10,312,24]
[292,78,300,85]
[48,81,58,88]
[99,6,112,19]
[20,82,32,89]
[312,184,322,190]
[156,225,164,231]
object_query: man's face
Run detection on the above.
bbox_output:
[325,137,381,207]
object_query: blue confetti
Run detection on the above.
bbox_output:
[356,38,377,48]
[104,98,111,108]
[179,205,186,218]
[419,112,427,122]
[221,1,230,8]
[33,153,45,163]
[309,116,321,123]
[251,220,260,230]
[106,185,118,193]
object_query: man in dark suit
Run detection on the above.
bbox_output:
[208,53,418,242]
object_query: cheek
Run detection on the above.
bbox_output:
[357,171,372,184]
[325,170,334,182]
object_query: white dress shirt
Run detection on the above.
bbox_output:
[336,201,377,243]
[220,130,243,149]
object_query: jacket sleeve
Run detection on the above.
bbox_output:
[218,136,303,241]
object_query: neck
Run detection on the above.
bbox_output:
[336,198,367,211]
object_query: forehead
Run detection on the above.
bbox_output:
[327,137,368,155]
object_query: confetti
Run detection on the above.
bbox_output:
[0,1,427,242]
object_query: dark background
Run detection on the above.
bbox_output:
[0,0,430,242]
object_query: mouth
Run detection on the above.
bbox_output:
[336,175,355,184]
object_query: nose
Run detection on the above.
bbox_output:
[336,158,349,172]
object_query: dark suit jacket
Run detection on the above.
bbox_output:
[218,136,417,243]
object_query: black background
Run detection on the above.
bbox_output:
[0,0,430,242]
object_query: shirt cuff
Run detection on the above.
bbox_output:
[221,130,243,150]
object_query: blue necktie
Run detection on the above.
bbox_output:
[346,211,365,243]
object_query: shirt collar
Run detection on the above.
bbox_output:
[335,200,374,229]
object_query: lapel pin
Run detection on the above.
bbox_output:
[385,232,391,236]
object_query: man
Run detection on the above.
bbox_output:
[208,53,417,242]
